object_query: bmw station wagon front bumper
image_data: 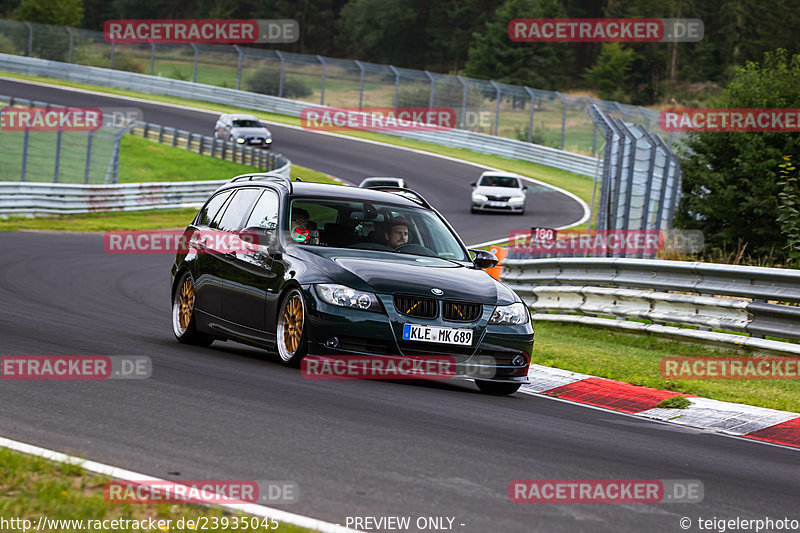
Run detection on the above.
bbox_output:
[301,285,532,383]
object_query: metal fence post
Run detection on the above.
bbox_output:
[233,45,243,90]
[65,27,74,63]
[457,76,468,129]
[275,51,285,98]
[54,130,62,182]
[21,129,29,181]
[190,43,198,83]
[317,55,326,105]
[150,42,155,75]
[110,42,115,69]
[84,130,94,184]
[389,65,400,108]
[424,70,435,112]
[490,81,501,136]
[23,22,33,57]
[523,86,535,143]
[355,60,365,110]
[556,91,567,149]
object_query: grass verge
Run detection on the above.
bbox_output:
[532,321,800,413]
[0,447,315,533]
[0,71,594,212]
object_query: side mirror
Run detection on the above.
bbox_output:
[469,248,498,270]
[523,185,528,191]
[240,226,274,247]
[470,181,477,187]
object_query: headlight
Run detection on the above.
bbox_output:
[315,284,382,313]
[509,196,525,204]
[472,194,488,202]
[236,137,246,144]
[489,302,529,325]
[265,138,273,143]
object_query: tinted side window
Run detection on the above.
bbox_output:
[195,190,233,227]
[217,188,262,231]
[246,190,280,230]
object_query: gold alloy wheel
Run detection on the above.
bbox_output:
[282,294,304,354]
[177,277,195,332]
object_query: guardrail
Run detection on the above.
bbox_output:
[0,180,229,216]
[0,53,601,177]
[500,257,800,355]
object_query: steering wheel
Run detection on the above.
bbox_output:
[394,243,437,257]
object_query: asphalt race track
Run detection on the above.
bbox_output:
[1,232,799,532]
[0,77,585,244]
[1,79,799,533]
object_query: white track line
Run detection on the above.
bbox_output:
[0,436,362,533]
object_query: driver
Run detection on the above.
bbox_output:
[384,217,410,249]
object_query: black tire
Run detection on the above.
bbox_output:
[475,380,522,395]
[470,206,478,213]
[172,272,214,346]
[276,287,308,367]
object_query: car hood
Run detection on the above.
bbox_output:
[294,247,517,304]
[230,126,271,137]
[473,185,524,197]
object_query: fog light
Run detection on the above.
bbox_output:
[511,354,527,366]
[325,337,339,348]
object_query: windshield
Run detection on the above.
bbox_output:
[479,176,519,188]
[232,119,261,128]
[288,198,469,261]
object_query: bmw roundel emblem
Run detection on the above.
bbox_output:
[431,288,444,295]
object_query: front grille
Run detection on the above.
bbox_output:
[487,195,510,201]
[337,336,391,355]
[399,342,474,361]
[394,295,438,319]
[442,301,482,322]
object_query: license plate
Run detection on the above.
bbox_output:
[488,201,506,207]
[402,324,472,345]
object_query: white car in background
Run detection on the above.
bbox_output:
[214,113,273,148]
[470,171,528,215]
[358,177,406,189]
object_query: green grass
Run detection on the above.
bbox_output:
[0,71,594,209]
[0,133,339,231]
[0,447,317,533]
[532,321,800,413]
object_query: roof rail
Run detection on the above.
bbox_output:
[229,173,293,193]
[365,186,430,208]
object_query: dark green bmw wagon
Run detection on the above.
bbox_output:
[171,173,533,395]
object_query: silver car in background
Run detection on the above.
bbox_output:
[470,171,528,215]
[358,177,406,189]
[214,113,273,148]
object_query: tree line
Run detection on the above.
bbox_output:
[3,0,799,105]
